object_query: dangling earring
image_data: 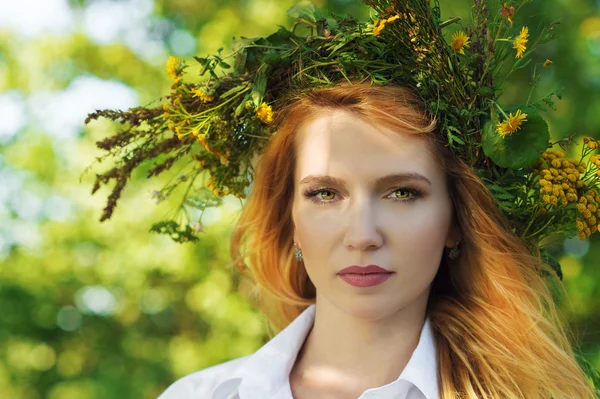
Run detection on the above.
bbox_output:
[293,242,303,262]
[447,242,461,260]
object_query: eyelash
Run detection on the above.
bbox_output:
[302,186,425,205]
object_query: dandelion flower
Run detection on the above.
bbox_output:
[255,102,274,124]
[373,20,385,36]
[499,2,515,24]
[192,88,214,103]
[166,56,181,80]
[373,14,400,36]
[451,31,470,55]
[496,109,528,138]
[513,26,529,58]
[543,59,553,68]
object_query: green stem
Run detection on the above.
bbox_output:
[292,61,341,79]
[180,87,251,119]
[494,101,509,119]
[526,65,540,106]
[478,20,504,86]
[176,168,201,216]
[523,215,556,240]
[440,16,462,29]
[520,209,538,238]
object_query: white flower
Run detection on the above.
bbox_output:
[151,190,166,204]
[189,221,204,234]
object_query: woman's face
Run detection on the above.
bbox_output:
[291,109,459,320]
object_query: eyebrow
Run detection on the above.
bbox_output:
[299,172,432,187]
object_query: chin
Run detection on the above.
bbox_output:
[334,294,406,321]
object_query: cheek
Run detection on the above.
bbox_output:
[401,203,450,243]
[293,201,338,239]
[389,203,451,274]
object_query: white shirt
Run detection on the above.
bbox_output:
[157,304,439,399]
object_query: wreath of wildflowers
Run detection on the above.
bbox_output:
[83,0,600,280]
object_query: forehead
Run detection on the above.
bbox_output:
[294,110,443,185]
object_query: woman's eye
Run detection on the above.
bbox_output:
[393,189,412,199]
[302,187,424,204]
[319,190,335,200]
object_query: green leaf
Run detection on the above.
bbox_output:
[197,57,212,77]
[482,107,550,169]
[220,84,249,99]
[540,250,563,281]
[265,26,294,46]
[251,67,268,106]
[235,93,252,118]
[219,61,231,69]
[542,97,557,110]
[233,48,247,75]
[149,221,199,243]
[232,37,256,75]
[286,1,322,23]
[446,126,465,147]
[514,57,532,70]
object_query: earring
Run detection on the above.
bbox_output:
[293,242,303,262]
[447,242,461,260]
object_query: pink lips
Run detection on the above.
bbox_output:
[337,265,394,287]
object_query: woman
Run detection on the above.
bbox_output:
[156,83,597,399]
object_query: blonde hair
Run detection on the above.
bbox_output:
[229,82,598,398]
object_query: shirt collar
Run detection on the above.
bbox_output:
[390,314,439,399]
[212,304,439,399]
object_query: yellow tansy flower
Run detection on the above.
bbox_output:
[513,26,529,58]
[543,59,553,68]
[192,88,214,103]
[451,31,470,55]
[496,109,528,138]
[255,102,274,124]
[166,56,181,80]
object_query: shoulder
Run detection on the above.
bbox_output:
[156,355,252,399]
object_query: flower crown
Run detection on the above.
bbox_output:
[83,0,600,280]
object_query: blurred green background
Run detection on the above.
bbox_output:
[0,0,598,398]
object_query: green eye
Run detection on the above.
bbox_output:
[394,189,411,198]
[303,186,424,205]
[319,191,335,200]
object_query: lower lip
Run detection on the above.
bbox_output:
[338,273,393,287]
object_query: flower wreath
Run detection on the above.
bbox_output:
[83,0,600,281]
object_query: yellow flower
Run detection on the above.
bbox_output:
[499,2,515,24]
[450,31,470,55]
[373,14,400,36]
[496,109,528,138]
[255,102,274,124]
[543,59,553,68]
[166,56,181,80]
[192,88,214,103]
[513,26,529,58]
[373,20,385,36]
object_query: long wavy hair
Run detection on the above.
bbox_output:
[229,82,597,398]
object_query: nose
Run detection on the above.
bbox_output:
[342,201,383,251]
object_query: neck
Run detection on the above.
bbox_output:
[290,294,428,394]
